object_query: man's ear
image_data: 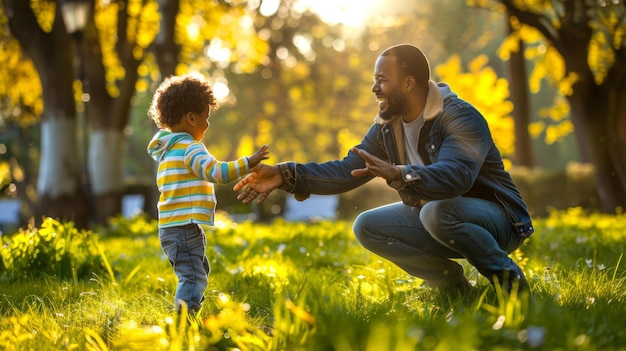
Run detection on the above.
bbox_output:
[404,75,416,91]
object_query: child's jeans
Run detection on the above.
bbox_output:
[159,223,210,313]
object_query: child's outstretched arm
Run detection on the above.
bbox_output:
[185,144,269,184]
[247,145,270,168]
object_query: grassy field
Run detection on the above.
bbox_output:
[1,207,625,350]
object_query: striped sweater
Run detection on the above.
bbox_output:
[147,130,250,228]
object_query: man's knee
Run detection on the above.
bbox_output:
[352,209,380,246]
[419,199,461,241]
[420,200,445,232]
[352,211,369,242]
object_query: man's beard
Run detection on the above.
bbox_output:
[378,90,405,121]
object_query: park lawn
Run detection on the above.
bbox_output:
[1,208,626,350]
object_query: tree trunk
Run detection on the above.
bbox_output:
[4,0,88,227]
[605,87,626,211]
[9,124,38,225]
[506,15,534,168]
[153,0,181,77]
[604,47,626,211]
[79,4,142,224]
[501,0,626,212]
[558,29,626,212]
[88,130,125,224]
[567,74,626,213]
[37,119,88,226]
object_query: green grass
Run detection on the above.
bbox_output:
[1,208,626,350]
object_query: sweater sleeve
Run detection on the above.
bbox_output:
[185,142,250,184]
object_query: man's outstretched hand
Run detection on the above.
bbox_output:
[350,147,401,182]
[234,164,283,204]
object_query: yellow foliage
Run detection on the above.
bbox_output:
[262,101,277,116]
[528,121,545,139]
[289,86,303,101]
[502,158,512,171]
[291,62,311,79]
[498,33,521,61]
[0,39,43,126]
[95,2,124,98]
[255,119,273,148]
[540,96,570,122]
[334,75,350,90]
[434,54,515,156]
[29,0,55,32]
[0,161,10,187]
[337,129,361,157]
[348,54,362,68]
[133,1,160,51]
[545,120,573,145]
[466,0,490,7]
[498,19,546,62]
[588,32,615,84]
[527,46,565,93]
[533,96,572,143]
[135,79,149,94]
[236,135,254,159]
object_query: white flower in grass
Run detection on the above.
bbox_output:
[492,315,505,330]
[218,292,230,304]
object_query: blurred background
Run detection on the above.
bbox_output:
[0,0,624,231]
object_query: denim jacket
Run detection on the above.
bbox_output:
[278,81,534,238]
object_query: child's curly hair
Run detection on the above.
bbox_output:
[148,73,218,129]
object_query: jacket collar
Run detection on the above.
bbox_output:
[373,80,443,124]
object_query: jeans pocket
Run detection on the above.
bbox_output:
[185,228,206,257]
[162,242,178,268]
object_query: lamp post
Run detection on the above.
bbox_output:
[59,0,90,97]
[60,0,92,214]
[60,0,90,36]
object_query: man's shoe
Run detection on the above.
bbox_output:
[497,264,528,295]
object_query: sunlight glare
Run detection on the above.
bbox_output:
[294,0,381,27]
[218,292,230,304]
[205,39,231,66]
[212,80,230,101]
[259,0,280,17]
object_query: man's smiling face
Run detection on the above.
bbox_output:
[371,54,408,121]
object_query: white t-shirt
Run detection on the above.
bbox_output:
[402,115,425,166]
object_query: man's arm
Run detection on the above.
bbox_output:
[235,123,385,203]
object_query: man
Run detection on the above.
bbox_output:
[235,44,533,295]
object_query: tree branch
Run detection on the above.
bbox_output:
[498,0,560,43]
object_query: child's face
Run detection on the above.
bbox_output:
[189,105,211,141]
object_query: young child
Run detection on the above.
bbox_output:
[147,73,269,314]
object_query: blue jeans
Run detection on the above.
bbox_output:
[352,198,525,287]
[159,223,210,312]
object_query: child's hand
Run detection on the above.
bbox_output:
[247,145,270,168]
